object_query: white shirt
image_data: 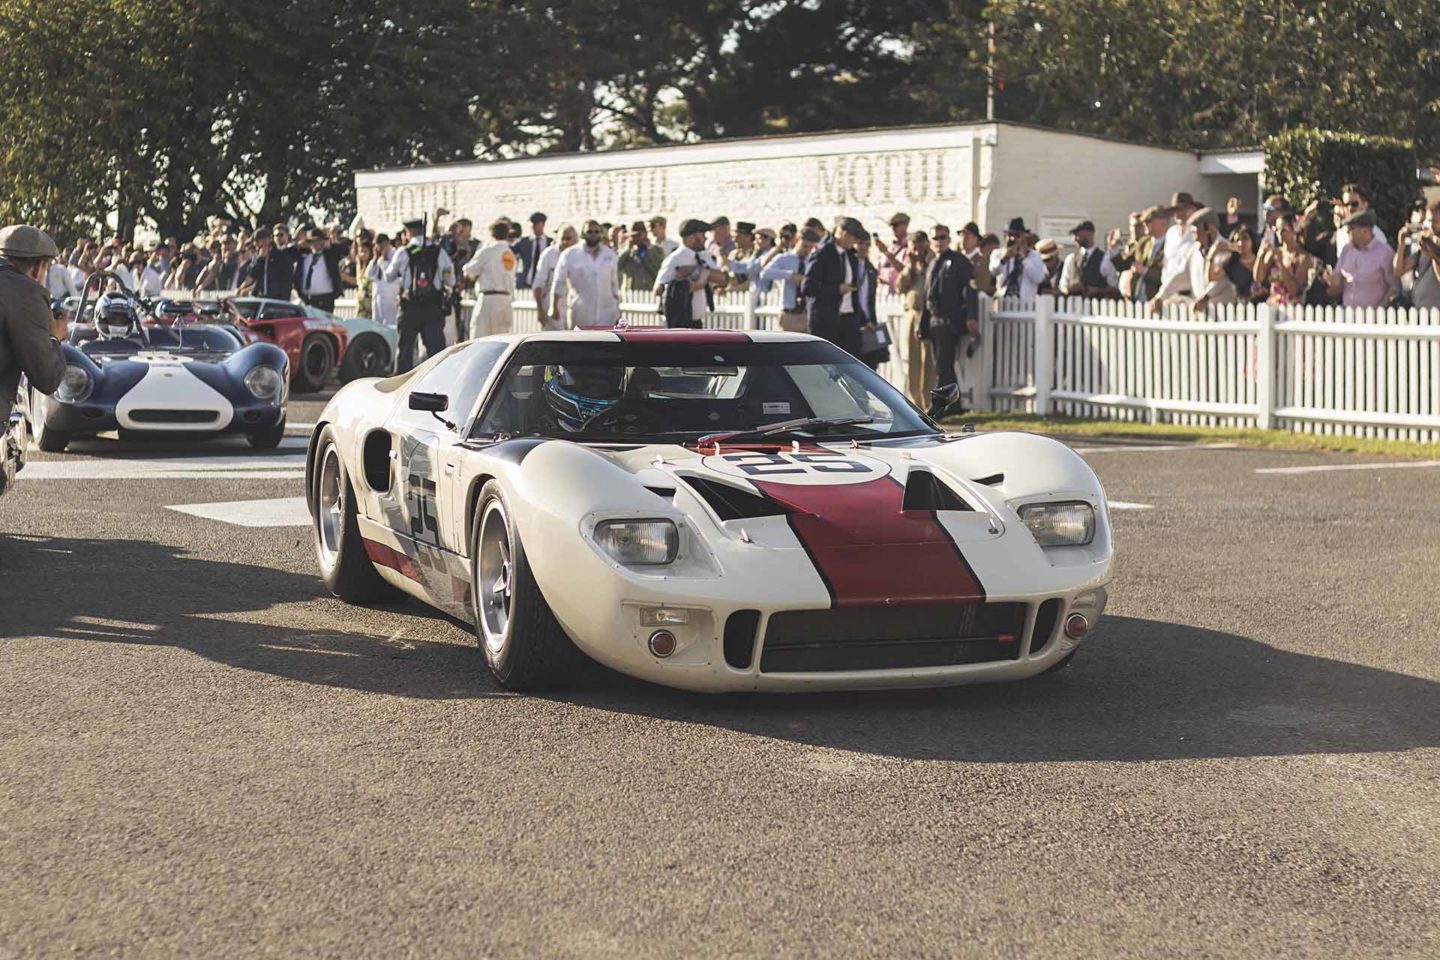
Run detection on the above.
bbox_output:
[366,250,401,325]
[1155,238,1234,304]
[533,244,565,322]
[838,250,855,313]
[1160,222,1197,291]
[655,236,680,255]
[47,263,77,299]
[1059,245,1120,293]
[301,250,334,296]
[988,248,1048,300]
[1336,222,1388,257]
[655,246,719,320]
[140,264,166,297]
[110,263,137,293]
[463,240,518,293]
[383,241,455,295]
[551,243,620,327]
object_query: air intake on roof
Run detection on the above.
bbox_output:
[902,470,973,511]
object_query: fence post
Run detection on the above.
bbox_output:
[1256,303,1274,430]
[1033,297,1053,416]
[978,294,994,412]
[745,288,759,331]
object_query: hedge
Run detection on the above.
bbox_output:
[1262,129,1417,235]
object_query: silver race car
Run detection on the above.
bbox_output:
[307,329,1113,692]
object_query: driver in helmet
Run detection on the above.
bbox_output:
[541,364,625,432]
[94,292,139,338]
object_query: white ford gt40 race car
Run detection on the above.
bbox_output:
[306,329,1112,692]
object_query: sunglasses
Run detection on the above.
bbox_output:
[934,234,951,242]
[1346,202,1362,210]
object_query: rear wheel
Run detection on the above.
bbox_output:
[471,480,584,691]
[312,428,404,604]
[339,333,392,383]
[293,334,337,393]
[30,390,70,452]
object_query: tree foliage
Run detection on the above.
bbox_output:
[0,0,1435,241]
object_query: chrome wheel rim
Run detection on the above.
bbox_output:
[476,499,514,655]
[316,446,343,569]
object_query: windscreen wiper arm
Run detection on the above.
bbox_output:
[697,415,874,448]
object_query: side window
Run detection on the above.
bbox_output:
[406,341,510,432]
[260,303,299,319]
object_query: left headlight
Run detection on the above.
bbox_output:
[1018,501,1095,547]
[244,366,283,401]
[53,364,92,403]
[594,519,679,566]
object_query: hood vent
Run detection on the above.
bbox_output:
[679,475,790,521]
[903,470,974,511]
[643,485,676,500]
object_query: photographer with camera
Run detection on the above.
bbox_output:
[988,218,1047,301]
[1395,199,1440,309]
[0,225,68,428]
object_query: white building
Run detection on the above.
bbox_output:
[356,121,1257,243]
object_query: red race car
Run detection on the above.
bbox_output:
[223,298,350,393]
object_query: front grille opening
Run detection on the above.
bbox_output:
[724,609,761,669]
[902,470,973,511]
[679,475,790,521]
[1031,599,1062,655]
[129,409,219,423]
[759,603,1026,673]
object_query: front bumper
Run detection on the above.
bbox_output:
[42,400,284,436]
[554,576,1109,693]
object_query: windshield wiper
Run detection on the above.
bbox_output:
[697,415,874,448]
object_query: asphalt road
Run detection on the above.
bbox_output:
[2,394,1437,959]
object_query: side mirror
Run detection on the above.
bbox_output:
[409,391,449,413]
[927,382,960,419]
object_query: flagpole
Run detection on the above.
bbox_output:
[986,21,996,121]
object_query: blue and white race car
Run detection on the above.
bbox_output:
[22,284,289,452]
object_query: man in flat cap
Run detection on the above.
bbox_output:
[385,218,455,371]
[513,212,549,291]
[877,212,911,293]
[1324,207,1396,307]
[706,216,734,262]
[802,216,865,356]
[1060,220,1119,299]
[1118,206,1170,301]
[0,225,68,434]
[656,219,723,328]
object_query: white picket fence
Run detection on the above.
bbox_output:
[193,285,1440,443]
[987,297,1440,442]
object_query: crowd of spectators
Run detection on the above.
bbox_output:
[40,182,1440,394]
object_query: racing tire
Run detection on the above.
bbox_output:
[30,390,70,453]
[312,428,405,605]
[293,334,337,393]
[338,334,392,383]
[470,480,585,691]
[246,417,287,450]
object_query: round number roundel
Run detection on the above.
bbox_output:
[700,450,891,485]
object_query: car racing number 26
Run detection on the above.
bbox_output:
[703,451,888,485]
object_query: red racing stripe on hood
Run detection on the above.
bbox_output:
[752,476,984,607]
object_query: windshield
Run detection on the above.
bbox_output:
[472,339,936,442]
[75,325,243,356]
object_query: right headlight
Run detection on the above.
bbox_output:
[594,519,679,566]
[1018,501,1095,547]
[53,364,93,403]
[243,365,283,401]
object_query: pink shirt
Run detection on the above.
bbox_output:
[877,237,912,293]
[1335,238,1396,307]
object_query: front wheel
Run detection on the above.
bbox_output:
[293,334,337,393]
[471,480,584,691]
[312,428,405,604]
[30,390,70,452]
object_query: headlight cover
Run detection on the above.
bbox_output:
[1018,501,1095,547]
[54,364,93,403]
[594,519,678,565]
[244,365,284,401]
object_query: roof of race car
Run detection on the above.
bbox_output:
[489,328,818,345]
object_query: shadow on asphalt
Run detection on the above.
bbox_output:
[6,533,1437,761]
